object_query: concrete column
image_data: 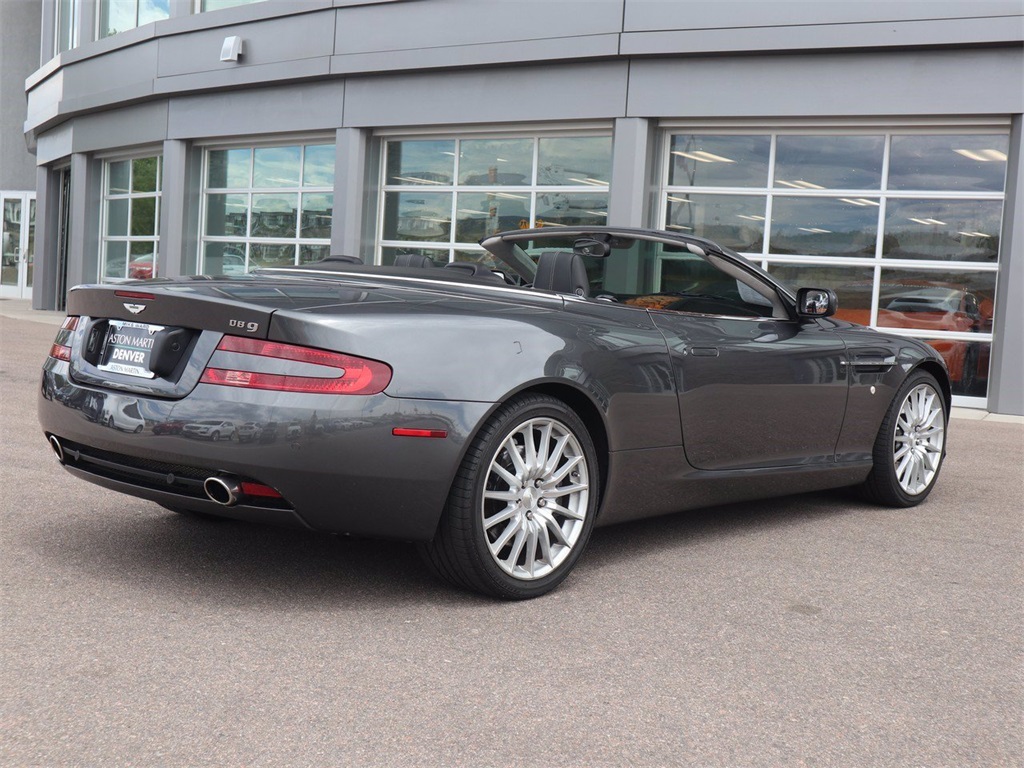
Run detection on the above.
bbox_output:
[65,152,101,289]
[31,166,58,310]
[159,139,201,277]
[987,115,1024,416]
[607,117,658,229]
[332,127,377,261]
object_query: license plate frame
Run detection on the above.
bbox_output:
[97,319,167,379]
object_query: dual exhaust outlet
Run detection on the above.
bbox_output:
[49,435,250,507]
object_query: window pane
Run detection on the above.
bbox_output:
[386,140,455,186]
[770,197,878,257]
[380,246,449,267]
[139,0,170,26]
[300,194,332,239]
[303,144,336,187]
[668,134,770,188]
[106,199,129,236]
[459,139,533,186]
[877,268,995,334]
[925,339,990,397]
[537,137,612,186]
[251,194,298,238]
[382,192,452,241]
[208,149,250,188]
[250,243,296,270]
[253,146,301,188]
[535,192,608,228]
[767,264,876,325]
[104,241,127,280]
[299,244,331,264]
[775,135,884,190]
[205,194,248,237]
[108,161,130,194]
[129,242,156,279]
[132,157,158,193]
[455,192,530,242]
[99,0,137,38]
[882,199,1002,262]
[203,242,247,275]
[130,197,157,237]
[666,193,765,252]
[888,135,1009,192]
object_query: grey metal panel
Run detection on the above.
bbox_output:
[60,40,159,108]
[343,62,629,127]
[626,48,1024,118]
[622,0,1024,31]
[334,0,624,54]
[35,121,74,166]
[621,16,1024,56]
[64,153,100,289]
[332,127,372,258]
[0,0,41,189]
[155,10,338,78]
[31,166,58,310]
[329,33,621,75]
[158,139,202,279]
[988,116,1024,416]
[69,102,169,154]
[166,81,344,139]
[154,57,333,95]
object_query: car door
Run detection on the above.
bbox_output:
[645,248,849,471]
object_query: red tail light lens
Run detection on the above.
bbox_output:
[48,316,79,361]
[200,335,392,395]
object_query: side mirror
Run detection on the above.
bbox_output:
[796,287,838,318]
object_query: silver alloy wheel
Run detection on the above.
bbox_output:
[481,416,591,580]
[892,382,945,495]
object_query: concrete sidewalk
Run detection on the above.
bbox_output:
[2,296,1020,423]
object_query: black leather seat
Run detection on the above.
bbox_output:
[534,251,589,297]
[319,254,363,264]
[393,253,436,268]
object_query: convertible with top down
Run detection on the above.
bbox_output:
[39,227,949,599]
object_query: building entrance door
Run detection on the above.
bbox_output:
[1,193,35,300]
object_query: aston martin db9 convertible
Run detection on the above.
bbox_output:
[39,227,950,599]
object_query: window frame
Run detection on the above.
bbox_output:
[98,152,163,283]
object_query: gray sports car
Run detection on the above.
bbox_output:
[39,227,950,599]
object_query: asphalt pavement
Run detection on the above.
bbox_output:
[2,306,1022,767]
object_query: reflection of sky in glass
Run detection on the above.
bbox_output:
[775,135,883,190]
[99,0,169,37]
[386,140,455,185]
[669,135,770,188]
[535,193,608,227]
[768,264,875,317]
[883,199,1001,262]
[459,139,532,185]
[889,135,1009,192]
[455,192,530,242]
[537,137,612,186]
[303,145,336,187]
[208,149,250,189]
[254,147,301,188]
[770,197,878,257]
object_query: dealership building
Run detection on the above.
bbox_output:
[3,0,1022,414]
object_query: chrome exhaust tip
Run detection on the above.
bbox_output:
[49,435,65,464]
[204,476,241,506]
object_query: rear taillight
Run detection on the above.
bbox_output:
[200,335,392,395]
[48,316,79,361]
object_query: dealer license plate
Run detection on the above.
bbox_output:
[97,319,166,379]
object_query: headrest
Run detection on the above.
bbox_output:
[534,251,589,297]
[393,253,436,268]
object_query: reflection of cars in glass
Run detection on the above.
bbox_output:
[101,400,145,433]
[236,422,263,442]
[835,282,991,393]
[182,420,235,441]
[41,226,951,600]
[128,255,155,280]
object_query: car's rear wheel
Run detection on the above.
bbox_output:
[861,370,947,506]
[420,393,600,599]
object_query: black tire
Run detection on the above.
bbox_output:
[419,393,600,600]
[133,425,143,434]
[860,370,947,507]
[211,431,220,442]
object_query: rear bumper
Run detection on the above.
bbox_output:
[39,361,492,541]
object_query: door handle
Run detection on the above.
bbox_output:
[688,346,720,357]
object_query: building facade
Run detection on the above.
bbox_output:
[18,0,1024,415]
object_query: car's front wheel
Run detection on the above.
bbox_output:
[861,370,947,506]
[420,394,600,599]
